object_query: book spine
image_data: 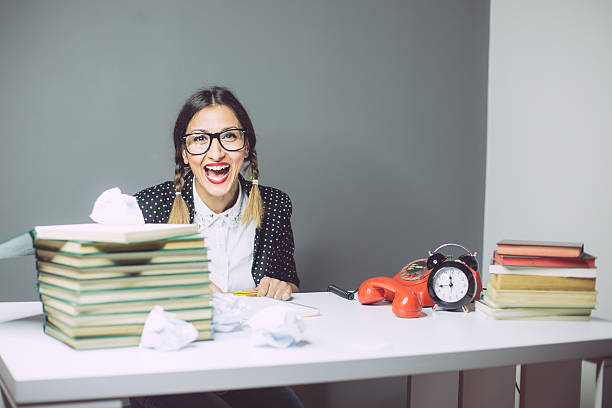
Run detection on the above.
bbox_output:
[494,252,595,268]
[496,245,582,258]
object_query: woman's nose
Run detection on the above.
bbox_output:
[207,138,225,159]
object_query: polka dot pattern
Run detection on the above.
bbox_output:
[134,172,299,287]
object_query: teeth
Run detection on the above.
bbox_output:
[206,164,229,171]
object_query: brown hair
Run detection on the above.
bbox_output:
[167,86,263,228]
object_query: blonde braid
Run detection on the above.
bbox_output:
[241,150,264,228]
[167,163,190,224]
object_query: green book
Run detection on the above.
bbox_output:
[38,281,211,304]
[36,248,208,268]
[34,233,206,254]
[38,271,210,291]
[37,259,209,279]
[45,314,212,337]
[40,293,212,315]
[34,223,199,244]
[44,322,213,350]
[43,303,212,326]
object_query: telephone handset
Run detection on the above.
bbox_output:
[392,258,435,307]
[357,277,424,318]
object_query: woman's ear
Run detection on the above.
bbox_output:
[182,148,189,165]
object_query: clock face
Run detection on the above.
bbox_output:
[427,260,477,310]
[431,266,469,303]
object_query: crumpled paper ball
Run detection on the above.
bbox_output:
[90,187,145,225]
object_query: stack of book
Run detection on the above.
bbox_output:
[477,240,597,320]
[33,224,213,349]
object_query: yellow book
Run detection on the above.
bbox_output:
[488,273,596,291]
[484,285,597,308]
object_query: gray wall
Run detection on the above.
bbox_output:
[0,1,489,407]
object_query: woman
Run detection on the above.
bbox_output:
[135,86,299,299]
[130,87,303,408]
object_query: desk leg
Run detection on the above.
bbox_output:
[595,358,612,408]
[459,366,515,408]
[1,389,8,408]
[407,371,459,408]
[407,366,515,408]
[519,359,581,408]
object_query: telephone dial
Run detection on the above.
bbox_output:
[358,243,482,318]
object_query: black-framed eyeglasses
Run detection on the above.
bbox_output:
[183,129,247,155]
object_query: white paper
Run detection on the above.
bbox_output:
[212,293,247,332]
[139,306,198,351]
[90,187,145,225]
[246,306,306,348]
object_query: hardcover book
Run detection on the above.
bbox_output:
[45,315,212,337]
[43,303,212,326]
[36,248,208,268]
[475,299,591,320]
[44,323,212,350]
[38,282,211,304]
[35,233,205,254]
[488,273,596,292]
[37,260,209,280]
[40,294,212,315]
[34,223,199,244]
[496,240,583,258]
[37,271,210,291]
[484,286,597,308]
[493,251,595,268]
[488,263,597,279]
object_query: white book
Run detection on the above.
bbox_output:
[34,224,199,244]
[488,263,597,278]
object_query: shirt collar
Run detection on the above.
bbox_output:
[193,178,244,228]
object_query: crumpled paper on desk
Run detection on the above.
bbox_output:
[246,306,306,348]
[212,294,307,348]
[212,293,246,332]
[90,187,145,224]
[139,306,198,351]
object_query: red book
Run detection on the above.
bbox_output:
[496,240,583,258]
[493,251,596,268]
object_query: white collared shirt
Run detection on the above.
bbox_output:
[192,179,256,292]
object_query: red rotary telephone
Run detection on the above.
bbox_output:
[358,258,431,318]
[358,245,482,318]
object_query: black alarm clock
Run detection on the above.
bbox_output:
[426,243,481,311]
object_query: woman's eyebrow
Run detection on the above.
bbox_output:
[189,126,241,133]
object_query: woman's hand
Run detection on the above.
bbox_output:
[256,277,299,300]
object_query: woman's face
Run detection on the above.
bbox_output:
[182,104,248,209]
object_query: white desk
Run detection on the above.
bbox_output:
[1,293,612,407]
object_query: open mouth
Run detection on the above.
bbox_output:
[204,163,231,184]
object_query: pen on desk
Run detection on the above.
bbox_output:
[230,290,259,296]
[327,284,355,300]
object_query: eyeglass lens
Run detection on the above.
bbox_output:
[185,130,245,154]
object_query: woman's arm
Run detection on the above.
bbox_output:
[256,188,300,300]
